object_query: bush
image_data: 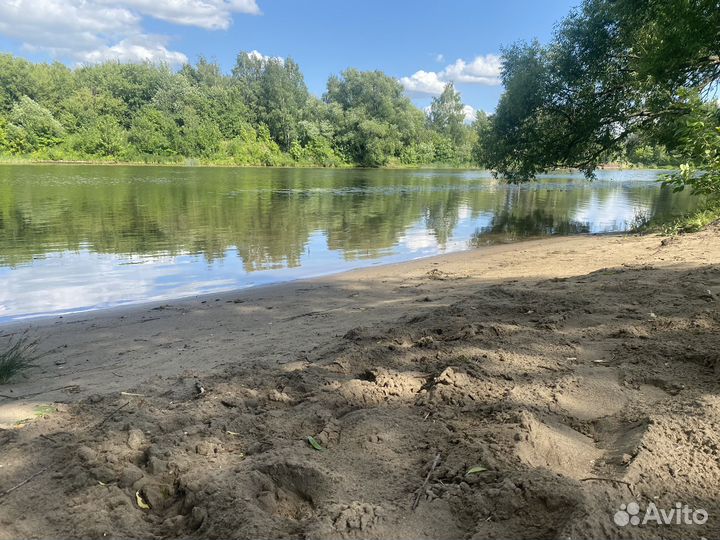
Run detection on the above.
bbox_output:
[6,96,64,153]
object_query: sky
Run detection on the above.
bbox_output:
[0,0,578,114]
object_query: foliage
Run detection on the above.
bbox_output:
[70,115,129,158]
[429,83,465,145]
[128,106,179,157]
[471,111,492,166]
[660,93,720,198]
[6,96,64,153]
[232,52,309,151]
[222,124,289,166]
[639,200,720,235]
[0,52,485,167]
[482,0,720,192]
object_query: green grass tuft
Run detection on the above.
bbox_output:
[0,333,39,384]
[637,200,720,235]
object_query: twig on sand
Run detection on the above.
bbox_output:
[96,401,130,429]
[0,385,79,401]
[412,453,441,511]
[0,466,50,499]
[580,476,635,496]
[280,307,342,322]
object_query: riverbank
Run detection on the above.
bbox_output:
[0,155,480,170]
[1,226,719,539]
[0,155,657,171]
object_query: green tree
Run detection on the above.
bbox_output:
[59,88,127,133]
[128,106,179,156]
[71,115,128,158]
[6,96,64,153]
[232,52,309,150]
[661,93,720,198]
[0,115,8,151]
[483,0,720,192]
[471,110,492,166]
[324,69,424,165]
[177,111,222,158]
[75,62,173,124]
[428,83,465,144]
[0,54,37,112]
[0,51,482,167]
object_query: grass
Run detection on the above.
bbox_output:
[637,199,720,235]
[14,405,58,426]
[0,333,39,384]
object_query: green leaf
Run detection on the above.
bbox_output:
[307,436,325,451]
[465,465,487,475]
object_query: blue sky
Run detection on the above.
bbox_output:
[0,0,577,113]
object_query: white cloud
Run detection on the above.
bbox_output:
[0,0,261,65]
[98,0,261,30]
[246,49,283,63]
[441,55,502,85]
[462,104,476,123]
[423,103,482,125]
[400,54,502,96]
[399,70,446,96]
[435,53,444,63]
[79,37,189,65]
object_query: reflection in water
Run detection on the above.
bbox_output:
[0,165,697,320]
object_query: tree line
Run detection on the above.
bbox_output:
[3,0,715,179]
[0,53,484,168]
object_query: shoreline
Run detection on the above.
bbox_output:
[0,230,687,407]
[0,158,667,172]
[0,159,481,171]
[1,233,606,327]
[2,232,620,330]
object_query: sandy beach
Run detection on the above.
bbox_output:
[1,226,719,538]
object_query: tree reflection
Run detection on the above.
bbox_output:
[0,166,697,269]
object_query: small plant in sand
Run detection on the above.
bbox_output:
[629,209,651,232]
[0,333,39,384]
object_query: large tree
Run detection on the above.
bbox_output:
[483,0,720,195]
[232,52,309,151]
[428,83,465,145]
[323,69,425,166]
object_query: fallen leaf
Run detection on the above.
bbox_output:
[466,466,487,475]
[307,436,325,451]
[135,490,151,510]
[226,431,240,436]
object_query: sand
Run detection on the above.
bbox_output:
[0,226,719,539]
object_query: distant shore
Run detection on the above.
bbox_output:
[0,156,671,172]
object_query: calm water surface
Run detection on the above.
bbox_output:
[0,165,697,321]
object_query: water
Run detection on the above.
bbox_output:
[0,165,697,321]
